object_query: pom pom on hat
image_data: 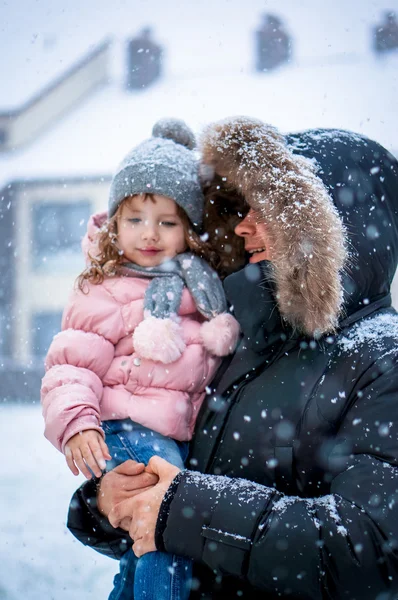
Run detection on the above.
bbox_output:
[152,118,196,150]
[133,316,186,364]
[201,313,240,357]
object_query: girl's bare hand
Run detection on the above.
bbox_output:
[64,430,111,479]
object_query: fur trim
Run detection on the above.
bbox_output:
[201,312,240,356]
[200,117,347,337]
[133,316,186,364]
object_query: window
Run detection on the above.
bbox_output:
[31,311,63,357]
[0,128,7,145]
[0,308,10,356]
[32,201,91,273]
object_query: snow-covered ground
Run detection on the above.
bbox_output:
[0,404,116,600]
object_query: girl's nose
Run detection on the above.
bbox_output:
[141,221,158,240]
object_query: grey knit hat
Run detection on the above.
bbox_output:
[108,118,204,231]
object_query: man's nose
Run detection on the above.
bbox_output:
[235,215,254,238]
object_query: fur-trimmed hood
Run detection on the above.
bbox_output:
[200,117,347,337]
[200,117,398,338]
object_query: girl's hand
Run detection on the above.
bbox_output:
[108,456,180,556]
[64,430,111,479]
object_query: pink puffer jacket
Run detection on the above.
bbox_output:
[41,214,240,453]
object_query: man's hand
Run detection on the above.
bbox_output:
[65,429,111,479]
[108,456,180,556]
[97,460,159,531]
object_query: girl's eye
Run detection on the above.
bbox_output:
[161,221,177,227]
[128,218,141,224]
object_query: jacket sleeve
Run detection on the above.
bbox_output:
[41,282,124,452]
[67,477,132,560]
[159,364,398,599]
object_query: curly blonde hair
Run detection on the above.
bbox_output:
[77,194,219,291]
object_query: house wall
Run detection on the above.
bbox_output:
[11,177,110,362]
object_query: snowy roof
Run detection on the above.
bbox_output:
[1,0,397,190]
[0,39,111,119]
[0,37,111,112]
[1,0,392,107]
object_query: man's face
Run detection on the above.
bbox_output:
[234,208,273,263]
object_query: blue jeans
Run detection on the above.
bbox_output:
[102,419,192,600]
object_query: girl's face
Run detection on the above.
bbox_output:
[117,194,187,266]
[234,208,273,263]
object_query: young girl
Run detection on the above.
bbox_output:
[41,119,240,600]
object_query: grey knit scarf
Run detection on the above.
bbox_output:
[118,252,227,320]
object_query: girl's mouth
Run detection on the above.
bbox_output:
[138,248,161,256]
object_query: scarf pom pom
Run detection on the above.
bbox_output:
[133,316,186,364]
[201,313,240,356]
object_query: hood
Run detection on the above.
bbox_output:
[81,211,108,263]
[286,129,398,320]
[200,117,398,337]
[200,117,347,337]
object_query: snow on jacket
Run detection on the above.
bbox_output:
[67,126,398,599]
[41,214,235,452]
